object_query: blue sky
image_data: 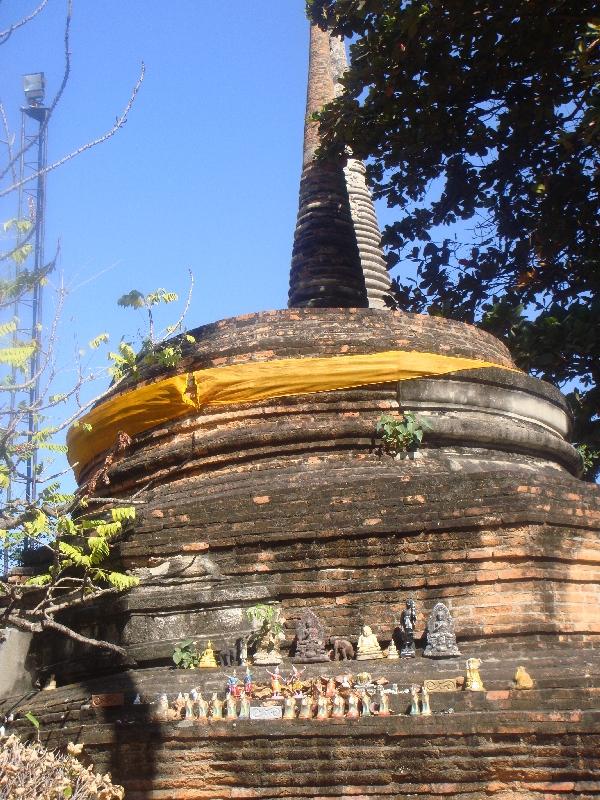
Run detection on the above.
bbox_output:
[1,1,323,366]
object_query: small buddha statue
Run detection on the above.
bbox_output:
[410,685,421,716]
[423,603,461,659]
[356,625,384,661]
[331,691,345,718]
[465,657,485,692]
[325,677,336,698]
[420,685,431,716]
[294,609,330,663]
[198,640,219,668]
[283,696,296,720]
[386,640,400,660]
[513,665,535,690]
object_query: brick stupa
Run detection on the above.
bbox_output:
[1,20,599,800]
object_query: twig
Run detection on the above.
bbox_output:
[0,0,49,45]
[0,0,70,182]
[0,61,146,198]
[159,268,195,338]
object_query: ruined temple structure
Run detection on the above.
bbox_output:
[2,20,600,800]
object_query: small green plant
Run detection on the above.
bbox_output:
[172,639,200,669]
[376,412,432,456]
[108,277,195,381]
[245,603,285,653]
[576,443,600,480]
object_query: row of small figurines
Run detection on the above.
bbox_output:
[154,683,433,722]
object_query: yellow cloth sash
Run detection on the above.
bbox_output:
[67,349,513,478]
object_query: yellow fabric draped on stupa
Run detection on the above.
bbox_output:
[67,348,514,478]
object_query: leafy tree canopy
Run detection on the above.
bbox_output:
[308,0,600,478]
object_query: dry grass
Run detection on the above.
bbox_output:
[0,734,125,799]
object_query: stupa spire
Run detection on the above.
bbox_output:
[288,23,392,309]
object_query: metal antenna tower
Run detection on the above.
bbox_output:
[5,73,50,567]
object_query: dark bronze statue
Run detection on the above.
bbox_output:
[293,609,330,663]
[400,598,417,658]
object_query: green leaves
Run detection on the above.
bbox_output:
[117,287,178,309]
[376,412,432,455]
[308,0,600,472]
[117,289,146,309]
[172,639,200,668]
[89,332,109,349]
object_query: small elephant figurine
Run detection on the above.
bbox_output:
[218,644,238,667]
[329,636,355,661]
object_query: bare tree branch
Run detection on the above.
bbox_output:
[0,62,146,199]
[0,0,49,45]
[0,0,71,183]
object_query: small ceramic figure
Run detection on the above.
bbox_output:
[420,685,432,716]
[356,625,384,660]
[225,693,238,720]
[386,640,400,660]
[400,598,417,658]
[283,696,297,720]
[423,603,461,658]
[346,691,360,719]
[133,694,142,705]
[210,692,224,720]
[197,692,209,721]
[338,673,353,689]
[238,690,251,720]
[316,692,330,720]
[330,691,344,718]
[294,609,330,663]
[184,693,194,720]
[465,658,485,691]
[513,665,535,690]
[329,636,355,661]
[359,689,372,717]
[244,666,253,697]
[252,610,286,666]
[174,692,186,718]
[377,686,391,716]
[355,672,373,687]
[410,685,421,716]
[198,640,219,668]
[299,693,313,719]
[266,666,284,698]
[226,669,241,698]
[238,637,249,667]
[288,665,306,697]
[155,693,170,721]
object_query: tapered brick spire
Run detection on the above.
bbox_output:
[288,24,392,309]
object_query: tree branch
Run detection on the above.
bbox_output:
[0,61,146,199]
[0,0,49,45]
